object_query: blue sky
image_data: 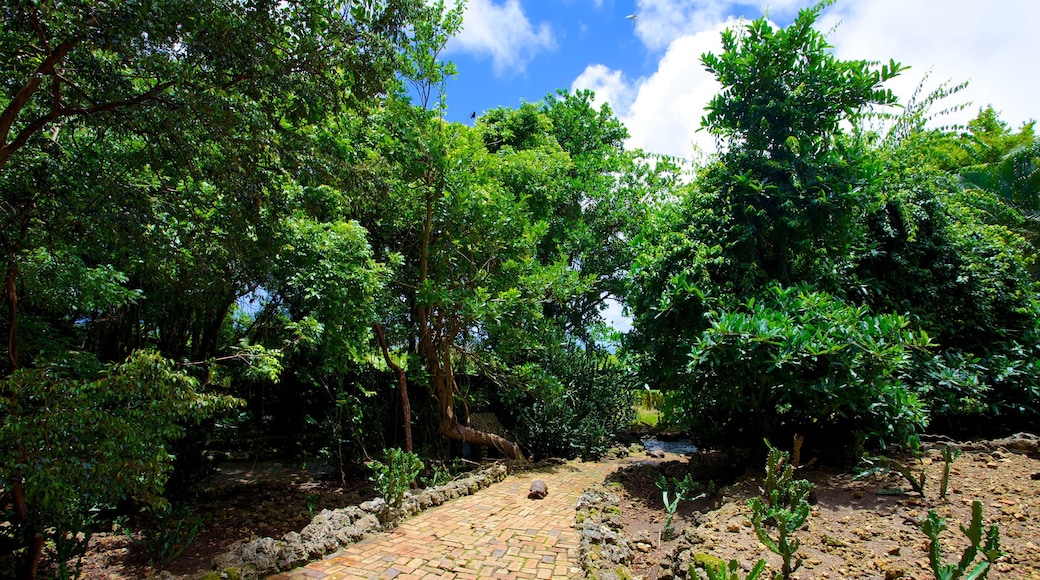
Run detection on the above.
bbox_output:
[440,0,1039,160]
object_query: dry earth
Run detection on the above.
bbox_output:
[611,439,1040,580]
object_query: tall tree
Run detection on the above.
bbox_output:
[1,2,433,576]
[628,1,934,450]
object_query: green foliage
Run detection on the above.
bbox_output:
[671,284,929,449]
[629,0,1040,451]
[0,351,237,574]
[503,347,636,460]
[420,461,455,488]
[698,0,905,288]
[701,1,904,159]
[702,558,768,580]
[748,442,813,580]
[369,448,424,508]
[921,500,1003,580]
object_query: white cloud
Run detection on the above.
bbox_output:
[633,0,802,50]
[825,0,1040,131]
[447,0,556,77]
[574,22,732,158]
[578,1,1039,160]
[572,64,636,114]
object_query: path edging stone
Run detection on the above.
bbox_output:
[152,462,510,580]
[575,485,634,580]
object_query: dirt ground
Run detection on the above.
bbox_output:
[52,469,379,579]
[26,437,1040,579]
[612,441,1040,580]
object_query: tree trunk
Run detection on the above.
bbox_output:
[416,309,524,461]
[5,260,18,373]
[375,323,412,452]
[439,418,523,460]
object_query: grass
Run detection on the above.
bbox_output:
[633,405,660,427]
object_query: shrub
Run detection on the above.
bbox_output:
[504,346,635,459]
[668,284,930,451]
[0,350,238,576]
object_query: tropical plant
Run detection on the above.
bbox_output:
[369,448,424,508]
[748,442,813,580]
[703,558,768,580]
[921,500,1003,580]
[654,473,705,540]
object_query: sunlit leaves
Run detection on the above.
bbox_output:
[675,284,931,448]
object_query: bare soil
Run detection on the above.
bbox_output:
[611,442,1040,579]
[54,467,378,579]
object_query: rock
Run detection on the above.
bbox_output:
[205,462,507,579]
[647,449,666,459]
[528,479,548,499]
[990,433,1040,457]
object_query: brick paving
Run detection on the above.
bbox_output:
[269,459,618,580]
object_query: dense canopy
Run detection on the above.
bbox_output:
[2,1,1038,577]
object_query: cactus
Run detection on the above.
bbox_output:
[920,500,1003,580]
[858,454,927,496]
[702,558,767,580]
[655,473,706,540]
[939,446,961,500]
[748,441,813,580]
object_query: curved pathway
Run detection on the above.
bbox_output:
[268,459,619,580]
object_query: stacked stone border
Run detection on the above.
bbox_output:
[574,485,635,580]
[157,462,511,580]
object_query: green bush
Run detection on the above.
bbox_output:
[504,347,635,459]
[916,343,1040,434]
[0,350,238,576]
[667,284,930,450]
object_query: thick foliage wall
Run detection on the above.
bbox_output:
[628,1,1040,452]
[499,346,636,460]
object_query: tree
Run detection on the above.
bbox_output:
[697,0,905,288]
[537,89,674,342]
[1,3,435,576]
[628,1,932,450]
[1,351,238,578]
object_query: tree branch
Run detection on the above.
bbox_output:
[0,79,175,171]
[0,39,77,149]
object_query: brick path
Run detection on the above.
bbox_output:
[269,459,618,580]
